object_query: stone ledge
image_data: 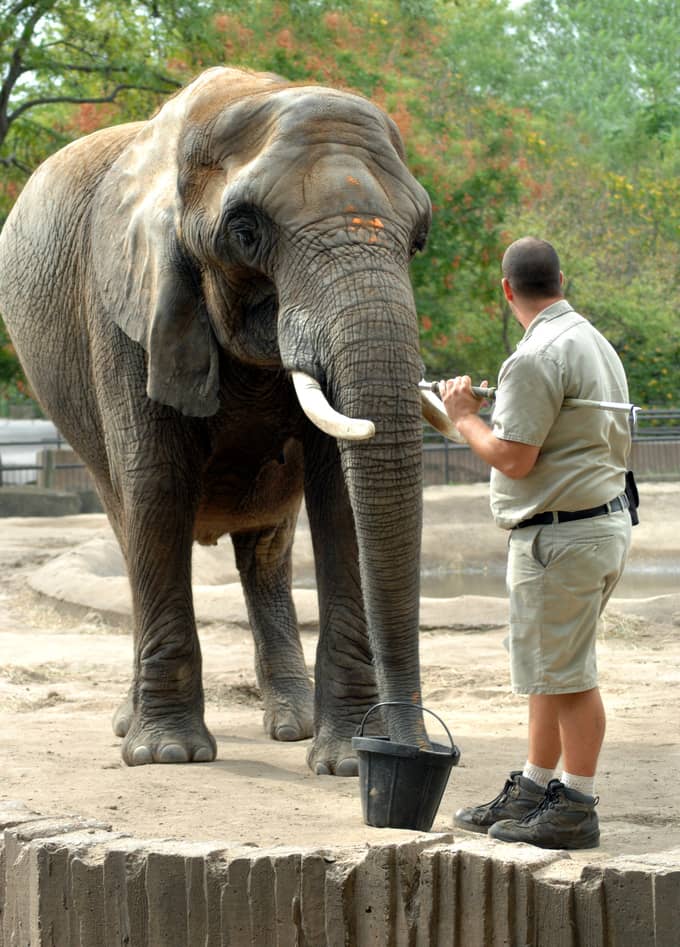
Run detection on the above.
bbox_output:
[0,487,82,518]
[2,801,678,946]
[0,487,103,518]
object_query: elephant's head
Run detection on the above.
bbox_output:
[91,67,455,742]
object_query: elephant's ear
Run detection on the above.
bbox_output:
[91,71,222,417]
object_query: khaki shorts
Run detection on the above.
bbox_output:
[506,511,631,695]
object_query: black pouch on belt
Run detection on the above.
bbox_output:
[625,470,640,525]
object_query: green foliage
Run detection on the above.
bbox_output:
[0,2,185,218]
[513,0,680,143]
[0,0,678,411]
[0,319,29,404]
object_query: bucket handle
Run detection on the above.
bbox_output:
[356,701,457,754]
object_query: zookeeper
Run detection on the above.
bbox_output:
[440,236,633,850]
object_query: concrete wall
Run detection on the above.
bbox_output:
[0,487,81,518]
[2,802,679,946]
[0,487,102,517]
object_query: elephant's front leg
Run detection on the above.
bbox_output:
[304,433,379,776]
[117,472,216,766]
[232,521,314,742]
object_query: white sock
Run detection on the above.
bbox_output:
[560,771,595,797]
[522,762,554,788]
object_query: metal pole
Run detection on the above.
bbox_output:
[418,380,638,418]
[43,450,55,488]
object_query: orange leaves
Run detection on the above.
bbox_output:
[323,11,343,31]
[68,102,117,135]
[389,100,413,139]
[276,29,295,50]
[213,12,232,32]
[0,180,19,201]
[166,56,189,74]
[322,10,364,45]
[304,54,336,82]
[212,11,253,55]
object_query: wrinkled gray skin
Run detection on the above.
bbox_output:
[0,67,432,774]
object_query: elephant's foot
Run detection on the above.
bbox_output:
[121,713,217,766]
[261,679,314,742]
[306,732,359,777]
[112,692,133,737]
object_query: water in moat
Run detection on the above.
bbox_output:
[419,563,678,599]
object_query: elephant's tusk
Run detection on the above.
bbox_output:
[420,389,467,444]
[292,372,376,441]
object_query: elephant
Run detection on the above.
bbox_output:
[0,66,456,774]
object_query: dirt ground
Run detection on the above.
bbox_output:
[1,483,679,867]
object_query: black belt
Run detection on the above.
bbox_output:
[514,494,629,529]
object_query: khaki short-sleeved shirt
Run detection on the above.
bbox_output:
[490,300,631,530]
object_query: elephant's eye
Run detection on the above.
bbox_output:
[232,217,258,249]
[225,205,261,253]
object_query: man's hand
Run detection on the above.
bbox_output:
[438,376,539,479]
[439,376,489,425]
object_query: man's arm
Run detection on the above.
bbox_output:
[440,377,540,480]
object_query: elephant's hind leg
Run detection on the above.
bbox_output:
[232,521,314,742]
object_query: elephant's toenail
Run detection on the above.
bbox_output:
[275,726,299,742]
[131,746,153,765]
[315,762,332,775]
[335,758,359,777]
[193,746,214,762]
[159,744,189,763]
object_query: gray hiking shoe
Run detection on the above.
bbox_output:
[488,778,600,850]
[454,771,546,835]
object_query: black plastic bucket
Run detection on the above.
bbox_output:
[351,702,461,832]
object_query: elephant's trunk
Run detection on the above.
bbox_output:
[335,378,425,743]
[280,263,428,745]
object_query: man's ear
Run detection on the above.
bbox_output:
[502,277,514,303]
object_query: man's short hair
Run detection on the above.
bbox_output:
[502,237,562,299]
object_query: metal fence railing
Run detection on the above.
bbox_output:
[2,410,679,490]
[423,410,680,485]
[0,438,94,490]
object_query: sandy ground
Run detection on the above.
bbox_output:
[1,483,679,867]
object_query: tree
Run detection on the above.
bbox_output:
[0,0,678,409]
[511,0,680,160]
[0,1,191,212]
